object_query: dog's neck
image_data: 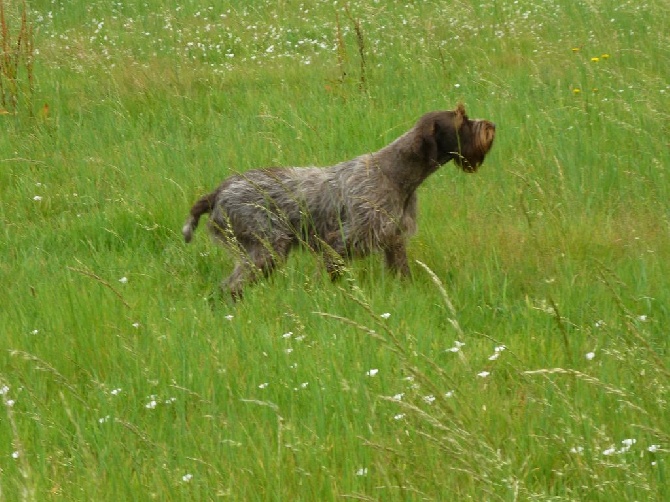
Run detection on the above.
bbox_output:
[372,132,446,195]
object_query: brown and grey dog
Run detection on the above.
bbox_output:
[183,104,495,299]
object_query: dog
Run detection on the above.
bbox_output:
[183,104,495,299]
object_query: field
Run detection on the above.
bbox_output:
[1,0,669,499]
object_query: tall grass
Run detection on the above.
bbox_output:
[0,0,34,115]
[1,0,669,499]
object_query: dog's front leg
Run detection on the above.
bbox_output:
[383,240,411,278]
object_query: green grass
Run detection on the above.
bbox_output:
[1,0,669,499]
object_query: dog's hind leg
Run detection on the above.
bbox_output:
[320,231,348,281]
[221,262,247,301]
[222,237,292,300]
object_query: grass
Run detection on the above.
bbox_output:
[1,0,669,499]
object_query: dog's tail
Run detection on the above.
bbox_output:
[182,190,217,243]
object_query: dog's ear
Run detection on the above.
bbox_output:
[415,106,468,165]
[453,103,466,131]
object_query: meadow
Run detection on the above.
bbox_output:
[1,0,669,499]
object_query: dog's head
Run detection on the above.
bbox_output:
[415,104,496,173]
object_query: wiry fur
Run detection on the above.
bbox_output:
[183,104,495,300]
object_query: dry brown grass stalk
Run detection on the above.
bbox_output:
[0,0,34,114]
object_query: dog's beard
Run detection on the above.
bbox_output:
[473,120,496,156]
[453,120,495,172]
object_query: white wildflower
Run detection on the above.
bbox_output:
[477,371,490,378]
[355,468,368,476]
[585,351,596,361]
[118,276,128,284]
[182,473,193,482]
[258,382,269,389]
[12,451,19,459]
[366,368,378,377]
[648,444,661,453]
[380,312,391,319]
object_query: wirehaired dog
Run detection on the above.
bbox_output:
[183,104,495,299]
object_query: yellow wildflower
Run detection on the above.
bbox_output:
[573,88,581,95]
[591,57,600,62]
